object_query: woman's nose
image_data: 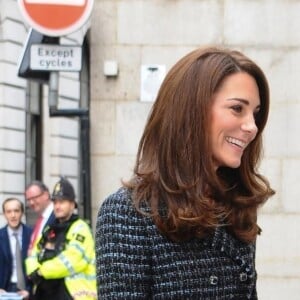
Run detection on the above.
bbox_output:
[241,115,258,135]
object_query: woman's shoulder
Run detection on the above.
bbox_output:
[98,187,146,221]
[97,187,156,238]
[100,187,133,211]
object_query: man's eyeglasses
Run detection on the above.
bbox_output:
[26,191,44,202]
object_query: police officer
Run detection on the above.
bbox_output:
[26,177,97,300]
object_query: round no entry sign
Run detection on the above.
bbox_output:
[18,0,94,37]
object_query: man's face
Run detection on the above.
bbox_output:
[3,199,23,230]
[25,185,50,214]
[53,198,75,222]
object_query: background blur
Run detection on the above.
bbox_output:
[0,1,299,299]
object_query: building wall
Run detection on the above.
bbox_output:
[0,0,28,221]
[90,0,300,299]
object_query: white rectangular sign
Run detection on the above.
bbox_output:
[30,44,82,71]
[140,64,166,102]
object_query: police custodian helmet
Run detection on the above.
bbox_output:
[52,176,77,207]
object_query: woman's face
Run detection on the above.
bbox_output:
[210,72,260,169]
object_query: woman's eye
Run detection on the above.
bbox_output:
[231,105,242,113]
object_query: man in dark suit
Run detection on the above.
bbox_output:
[0,197,32,299]
[25,181,55,254]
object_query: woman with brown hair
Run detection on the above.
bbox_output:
[96,47,275,299]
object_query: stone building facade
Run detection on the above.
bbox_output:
[0,0,299,299]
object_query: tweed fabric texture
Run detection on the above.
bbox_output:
[96,187,257,299]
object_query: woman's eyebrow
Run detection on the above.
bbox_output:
[226,97,249,104]
[227,97,261,110]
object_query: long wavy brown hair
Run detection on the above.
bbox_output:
[126,47,275,243]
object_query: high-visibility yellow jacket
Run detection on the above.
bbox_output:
[26,217,97,300]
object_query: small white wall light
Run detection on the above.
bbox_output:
[103,60,119,77]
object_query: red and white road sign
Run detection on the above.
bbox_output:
[18,0,94,37]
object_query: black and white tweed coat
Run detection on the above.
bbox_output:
[96,187,257,300]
